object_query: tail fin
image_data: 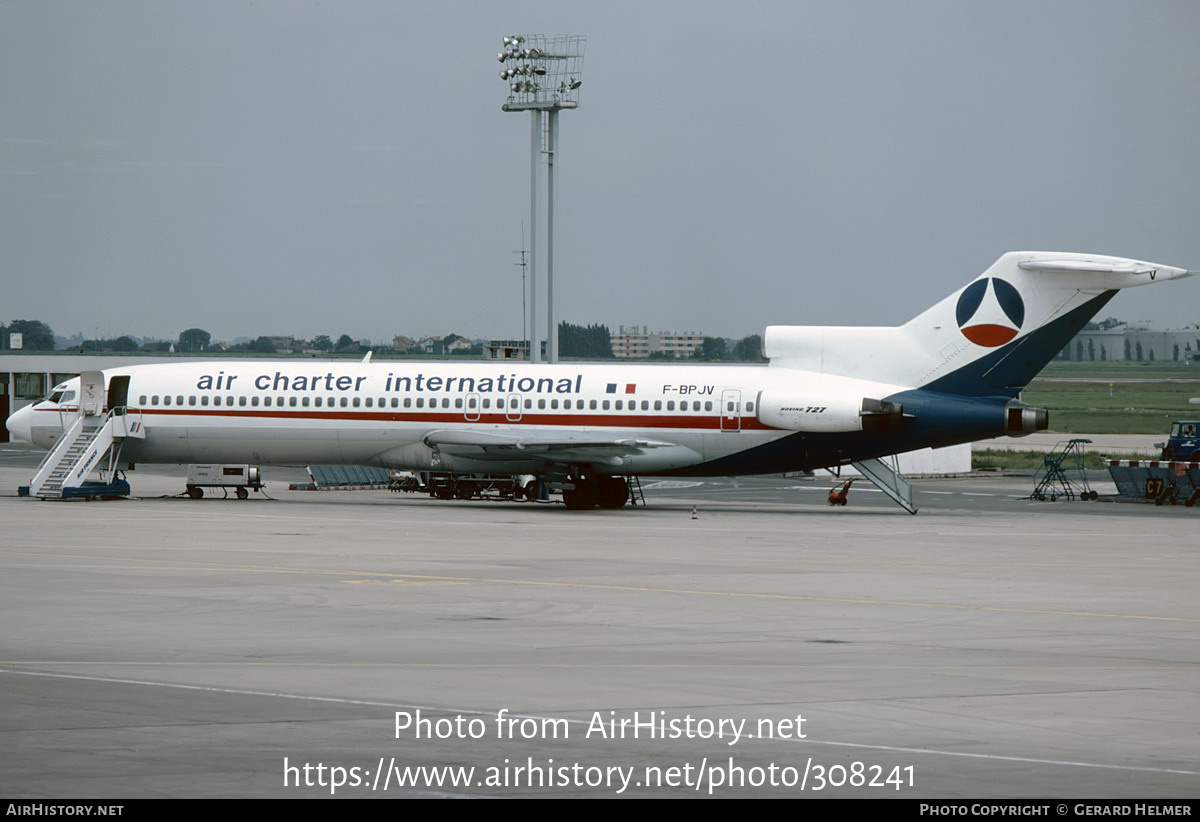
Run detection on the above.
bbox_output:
[764,252,1189,398]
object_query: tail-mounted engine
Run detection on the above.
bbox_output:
[756,391,906,432]
[1005,401,1049,436]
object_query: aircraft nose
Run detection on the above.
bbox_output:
[5,404,33,443]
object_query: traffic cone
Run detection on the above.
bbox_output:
[691,506,698,520]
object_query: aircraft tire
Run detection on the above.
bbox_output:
[236,487,248,500]
[563,477,598,510]
[524,480,539,501]
[596,477,629,509]
[186,486,203,500]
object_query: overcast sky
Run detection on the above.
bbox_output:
[3,1,1198,345]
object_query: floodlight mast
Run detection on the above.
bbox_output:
[498,35,585,364]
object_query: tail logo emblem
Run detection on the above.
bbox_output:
[955,277,1024,347]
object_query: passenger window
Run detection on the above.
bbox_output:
[391,398,398,408]
[666,401,674,411]
[456,398,463,409]
[138,395,147,405]
[538,399,546,409]
[251,396,260,407]
[746,402,754,412]
[213,396,221,407]
[705,401,712,412]
[190,396,199,407]
[314,397,322,408]
[693,401,701,411]
[302,397,310,407]
[352,397,360,408]
[654,401,662,411]
[550,399,558,410]
[289,397,298,407]
[365,397,373,408]
[239,396,247,407]
[151,395,160,406]
[482,398,490,409]
[615,400,622,410]
[176,395,183,405]
[524,399,532,409]
[589,400,597,410]
[603,400,610,410]
[264,397,272,407]
[405,397,412,408]
[642,401,649,411]
[416,397,424,408]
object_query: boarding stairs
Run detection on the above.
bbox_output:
[27,408,143,499]
[852,455,919,515]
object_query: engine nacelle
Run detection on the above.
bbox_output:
[1005,401,1049,436]
[757,391,904,432]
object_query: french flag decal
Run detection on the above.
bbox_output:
[607,383,637,394]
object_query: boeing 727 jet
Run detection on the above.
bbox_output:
[6,252,1190,512]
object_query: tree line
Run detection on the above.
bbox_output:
[4,318,766,362]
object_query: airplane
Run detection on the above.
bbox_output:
[6,251,1190,512]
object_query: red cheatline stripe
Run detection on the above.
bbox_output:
[107,408,779,431]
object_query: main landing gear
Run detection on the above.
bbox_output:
[561,474,631,510]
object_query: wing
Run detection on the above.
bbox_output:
[423,429,680,466]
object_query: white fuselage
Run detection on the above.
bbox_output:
[14,359,909,476]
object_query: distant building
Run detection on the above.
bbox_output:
[414,335,473,355]
[611,326,704,359]
[1059,326,1200,363]
[485,340,529,360]
[268,336,306,354]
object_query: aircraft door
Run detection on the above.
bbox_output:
[465,392,481,422]
[505,393,522,422]
[720,389,741,431]
[80,371,105,417]
[107,375,130,415]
